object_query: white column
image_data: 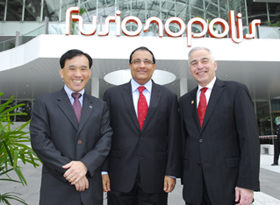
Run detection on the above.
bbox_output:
[91,77,99,98]
[180,78,188,97]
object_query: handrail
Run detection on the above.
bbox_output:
[0,24,45,52]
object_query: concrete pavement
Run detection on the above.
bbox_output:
[1,154,280,205]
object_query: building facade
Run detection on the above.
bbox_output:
[0,0,280,142]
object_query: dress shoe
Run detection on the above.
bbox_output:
[271,163,278,166]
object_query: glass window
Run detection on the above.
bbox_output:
[24,0,42,21]
[6,0,23,21]
[16,100,32,122]
[256,101,272,144]
[0,1,5,21]
[268,3,280,26]
[247,0,268,25]
[44,0,60,21]
[61,0,79,22]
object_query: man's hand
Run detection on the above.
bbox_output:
[74,176,89,192]
[235,186,254,205]
[62,161,88,185]
[163,176,176,193]
[102,174,111,192]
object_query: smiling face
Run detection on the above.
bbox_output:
[59,55,91,92]
[129,50,156,85]
[189,49,217,87]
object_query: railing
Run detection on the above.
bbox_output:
[0,24,45,52]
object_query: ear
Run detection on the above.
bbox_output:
[152,63,156,71]
[214,61,218,71]
[59,69,64,79]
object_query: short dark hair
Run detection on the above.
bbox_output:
[60,49,92,69]
[129,46,156,64]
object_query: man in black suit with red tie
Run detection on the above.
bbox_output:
[102,46,181,205]
[179,47,260,205]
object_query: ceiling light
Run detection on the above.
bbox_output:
[104,69,176,85]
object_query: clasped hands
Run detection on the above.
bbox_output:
[102,174,176,193]
[63,161,88,192]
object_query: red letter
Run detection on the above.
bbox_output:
[229,10,243,43]
[208,18,229,38]
[244,19,261,39]
[65,7,79,35]
[144,17,163,37]
[186,17,207,47]
[121,16,142,37]
[164,17,186,37]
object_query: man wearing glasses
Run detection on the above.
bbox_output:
[102,46,181,205]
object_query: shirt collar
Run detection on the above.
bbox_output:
[198,76,216,91]
[131,78,152,93]
[64,85,85,99]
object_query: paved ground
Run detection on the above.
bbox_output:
[1,154,280,205]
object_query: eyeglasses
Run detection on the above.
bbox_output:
[131,59,154,65]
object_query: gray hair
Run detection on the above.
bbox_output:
[188,47,215,66]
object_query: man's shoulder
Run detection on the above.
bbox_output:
[36,90,62,100]
[84,93,106,105]
[104,83,129,95]
[153,82,177,97]
[179,87,196,101]
[220,79,245,89]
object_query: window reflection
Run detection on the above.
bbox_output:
[16,100,32,122]
[6,0,23,21]
[25,0,41,21]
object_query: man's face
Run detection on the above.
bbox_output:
[129,50,156,85]
[59,55,91,92]
[189,49,217,87]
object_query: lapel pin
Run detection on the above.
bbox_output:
[191,100,194,104]
[89,105,92,109]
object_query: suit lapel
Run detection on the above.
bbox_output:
[189,88,201,131]
[201,78,225,132]
[121,82,140,130]
[57,89,79,130]
[78,93,93,134]
[142,82,161,131]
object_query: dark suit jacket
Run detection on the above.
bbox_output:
[30,88,112,205]
[179,78,260,205]
[103,81,181,193]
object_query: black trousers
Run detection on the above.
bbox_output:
[107,169,167,205]
[273,139,280,164]
[185,178,212,205]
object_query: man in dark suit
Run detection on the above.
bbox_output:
[102,46,181,205]
[272,116,280,165]
[179,47,260,205]
[30,49,112,205]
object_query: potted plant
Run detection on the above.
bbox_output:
[0,92,41,204]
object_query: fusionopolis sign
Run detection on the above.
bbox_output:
[65,7,261,47]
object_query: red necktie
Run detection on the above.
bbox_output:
[72,93,82,124]
[138,86,148,130]
[197,87,208,127]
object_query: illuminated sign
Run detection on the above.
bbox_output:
[65,7,261,47]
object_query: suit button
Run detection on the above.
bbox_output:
[199,139,203,143]
[78,140,82,144]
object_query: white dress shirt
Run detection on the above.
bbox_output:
[64,85,84,107]
[196,76,216,107]
[131,78,152,117]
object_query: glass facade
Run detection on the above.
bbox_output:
[0,0,279,25]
